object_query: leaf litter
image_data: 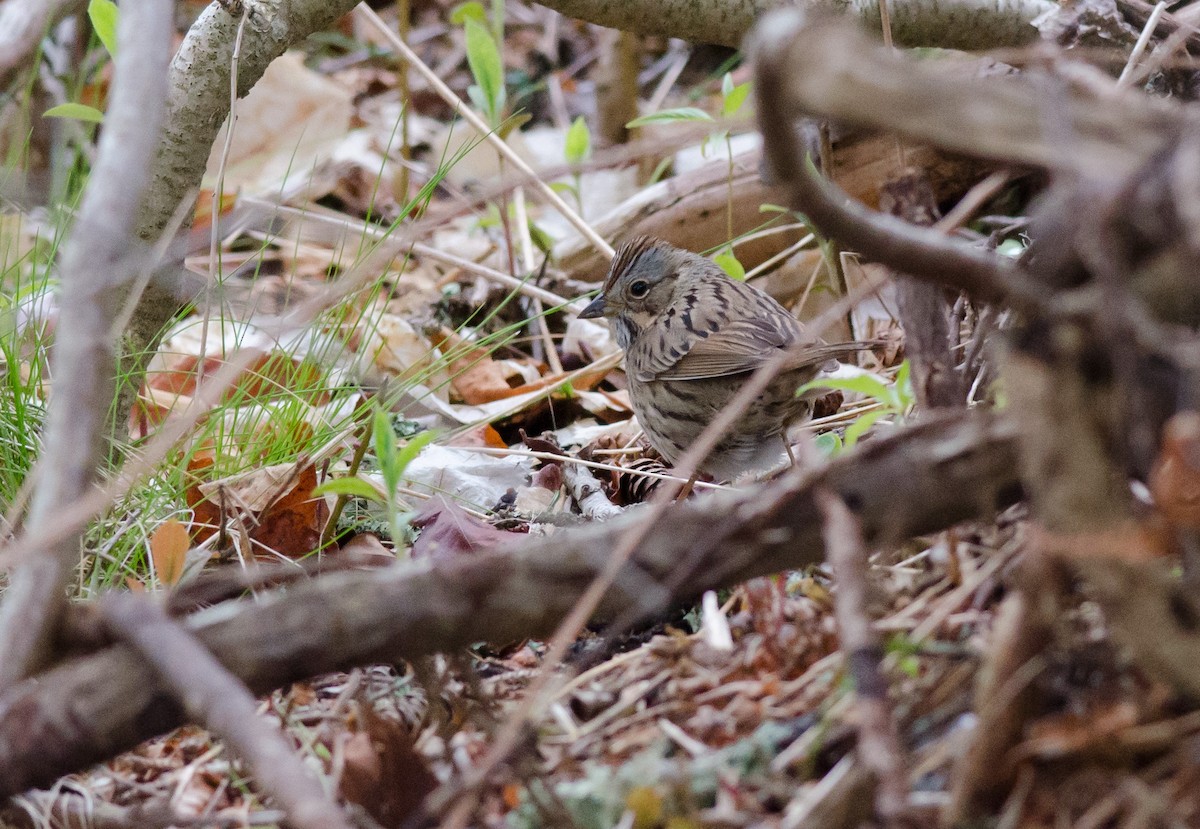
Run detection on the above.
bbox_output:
[4,3,1199,828]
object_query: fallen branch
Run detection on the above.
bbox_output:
[100,595,353,829]
[0,409,1021,797]
[749,8,1192,183]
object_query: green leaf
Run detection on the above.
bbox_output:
[43,103,104,123]
[894,360,914,410]
[373,409,400,493]
[647,157,673,184]
[996,238,1026,258]
[564,115,591,165]
[799,374,893,406]
[626,107,713,128]
[843,409,888,448]
[449,1,487,24]
[88,0,119,58]
[814,431,842,457]
[721,73,751,117]
[464,17,505,125]
[312,476,385,502]
[394,429,438,481]
[712,249,746,280]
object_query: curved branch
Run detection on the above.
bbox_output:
[0,410,1021,796]
[751,8,1049,311]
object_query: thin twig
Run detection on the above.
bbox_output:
[100,594,353,829]
[817,488,909,823]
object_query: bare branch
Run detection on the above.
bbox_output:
[749,8,1191,182]
[0,0,173,690]
[752,11,1046,311]
[100,595,354,829]
[528,0,1053,50]
[0,410,1021,796]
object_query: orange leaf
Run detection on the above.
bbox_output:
[150,519,190,586]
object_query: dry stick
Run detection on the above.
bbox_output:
[244,199,581,309]
[354,3,615,261]
[101,594,353,829]
[511,186,564,374]
[1130,23,1196,86]
[0,0,173,691]
[750,9,1048,314]
[818,490,910,822]
[1118,0,1167,86]
[434,272,887,828]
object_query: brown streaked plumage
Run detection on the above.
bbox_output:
[579,236,868,480]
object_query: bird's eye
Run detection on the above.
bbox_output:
[629,280,650,298]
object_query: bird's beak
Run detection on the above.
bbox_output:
[578,296,607,319]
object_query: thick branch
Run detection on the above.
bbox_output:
[530,0,1053,50]
[0,410,1021,797]
[748,8,1191,183]
[123,0,363,424]
[752,11,1046,311]
[0,0,172,690]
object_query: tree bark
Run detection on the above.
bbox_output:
[0,410,1021,797]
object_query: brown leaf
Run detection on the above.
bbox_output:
[410,495,516,560]
[431,328,520,405]
[189,461,329,558]
[150,519,190,587]
[338,704,438,827]
[1150,411,1200,529]
[446,423,508,448]
[185,453,221,544]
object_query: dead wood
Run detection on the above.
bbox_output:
[0,409,1021,797]
[750,9,1192,183]
[0,0,173,691]
[820,489,909,823]
[880,170,972,408]
[527,0,1053,50]
[99,595,354,829]
[554,137,990,283]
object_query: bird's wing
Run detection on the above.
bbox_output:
[629,279,803,381]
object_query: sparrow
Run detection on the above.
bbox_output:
[579,236,868,480]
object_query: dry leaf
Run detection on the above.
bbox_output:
[190,462,329,558]
[410,495,517,560]
[150,519,190,587]
[337,704,438,827]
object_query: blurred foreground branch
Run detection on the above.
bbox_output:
[0,410,1020,796]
